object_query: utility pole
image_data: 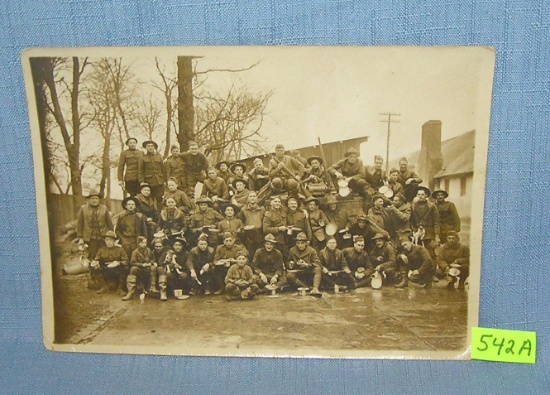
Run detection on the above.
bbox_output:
[379,112,401,173]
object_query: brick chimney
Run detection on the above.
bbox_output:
[417,120,443,191]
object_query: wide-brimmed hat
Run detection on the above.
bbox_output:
[139,182,151,191]
[142,140,158,149]
[344,147,359,157]
[303,196,320,206]
[215,160,231,170]
[294,232,309,241]
[229,162,247,173]
[103,230,118,240]
[264,233,278,244]
[125,137,137,145]
[222,202,240,214]
[372,233,387,241]
[122,196,140,209]
[86,188,103,199]
[195,197,213,205]
[432,189,449,199]
[416,186,431,197]
[307,156,323,166]
[231,177,249,189]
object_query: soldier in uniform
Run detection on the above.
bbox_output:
[303,156,329,188]
[123,236,154,301]
[224,251,259,301]
[365,155,386,195]
[115,196,148,262]
[159,197,186,240]
[117,137,143,196]
[387,168,405,197]
[433,189,461,242]
[328,148,372,208]
[138,140,166,208]
[437,231,469,290]
[91,230,129,295]
[268,144,306,197]
[318,237,355,291]
[237,191,265,259]
[286,232,323,297]
[179,141,209,196]
[386,192,411,243]
[212,232,247,295]
[163,237,191,299]
[188,197,224,248]
[291,149,309,170]
[165,145,186,189]
[411,186,441,262]
[203,167,229,202]
[304,196,329,251]
[262,196,289,258]
[369,233,399,285]
[348,214,389,251]
[252,234,287,293]
[248,158,270,192]
[230,178,252,209]
[215,160,234,186]
[162,178,194,215]
[185,235,216,295]
[342,236,374,288]
[228,162,249,196]
[217,203,244,246]
[323,195,352,247]
[286,197,312,243]
[76,189,114,261]
[135,183,159,245]
[368,194,392,234]
[397,157,423,202]
[394,235,435,289]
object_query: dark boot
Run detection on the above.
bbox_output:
[122,275,137,301]
[394,273,408,288]
[116,278,127,296]
[96,275,109,294]
[447,277,457,289]
[159,275,168,301]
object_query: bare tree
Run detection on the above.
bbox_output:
[154,57,178,158]
[136,95,162,142]
[177,56,195,151]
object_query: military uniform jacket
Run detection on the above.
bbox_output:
[186,246,215,272]
[436,201,461,233]
[368,207,392,233]
[117,149,143,182]
[328,158,366,180]
[286,210,312,240]
[263,209,288,243]
[232,189,251,207]
[342,247,373,272]
[438,242,469,269]
[325,206,351,231]
[268,155,305,180]
[130,247,153,266]
[388,180,405,197]
[388,202,411,235]
[288,245,321,271]
[218,170,234,186]
[76,204,114,241]
[115,211,148,240]
[190,208,224,230]
[308,208,329,242]
[252,248,284,276]
[365,167,386,188]
[180,152,209,176]
[248,167,270,191]
[159,207,186,234]
[203,177,229,200]
[165,155,185,183]
[214,244,248,263]
[400,245,433,276]
[135,193,158,222]
[94,245,128,266]
[163,189,193,213]
[225,264,254,285]
[318,247,349,271]
[397,169,422,187]
[238,204,265,229]
[369,243,397,271]
[304,166,328,185]
[217,217,243,235]
[138,152,166,186]
[411,200,440,239]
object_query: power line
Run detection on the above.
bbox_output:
[379,112,401,173]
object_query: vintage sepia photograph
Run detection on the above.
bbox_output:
[22,46,494,358]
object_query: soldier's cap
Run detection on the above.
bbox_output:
[357,214,368,222]
[125,137,137,145]
[446,231,460,240]
[353,236,365,243]
[167,177,179,186]
[264,233,278,244]
[372,193,385,203]
[344,147,359,157]
[372,233,387,241]
[394,193,406,203]
[137,236,147,244]
[197,234,209,242]
[295,232,309,242]
[236,250,248,259]
[253,158,264,165]
[139,182,151,191]
[215,160,231,170]
[173,236,187,245]
[307,156,323,166]
[103,230,118,240]
[142,140,158,149]
[432,189,449,199]
[416,186,431,197]
[389,167,400,175]
[231,177,249,190]
[122,196,140,209]
[275,143,285,150]
[86,188,103,199]
[196,197,213,205]
[222,232,235,240]
[325,194,339,205]
[303,196,319,205]
[229,162,247,174]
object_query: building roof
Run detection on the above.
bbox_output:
[390,130,475,178]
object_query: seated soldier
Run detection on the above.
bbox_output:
[286,197,312,243]
[159,197,186,240]
[230,178,251,209]
[437,231,469,290]
[323,195,352,247]
[268,144,306,197]
[164,236,191,299]
[135,183,159,245]
[348,214,389,251]
[395,235,435,289]
[318,237,355,291]
[262,196,289,257]
[188,197,224,247]
[252,234,287,293]
[386,192,411,244]
[115,196,148,263]
[342,236,375,288]
[203,167,229,202]
[365,155,386,195]
[212,232,247,295]
[248,158,270,192]
[369,233,399,285]
[368,194,392,233]
[217,203,244,246]
[237,191,265,259]
[304,196,329,251]
[215,160,234,186]
[228,162,249,196]
[397,157,423,202]
[387,168,405,197]
[91,230,129,295]
[185,235,216,295]
[303,156,328,187]
[328,147,371,202]
[163,178,194,214]
[123,236,155,301]
[156,247,178,301]
[286,232,323,297]
[225,251,259,301]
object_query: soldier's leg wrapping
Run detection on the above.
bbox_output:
[312,266,322,290]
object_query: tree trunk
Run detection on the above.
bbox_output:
[177,56,195,151]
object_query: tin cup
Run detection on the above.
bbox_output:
[174,289,183,297]
[334,284,340,293]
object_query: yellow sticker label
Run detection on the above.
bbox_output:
[471,327,536,364]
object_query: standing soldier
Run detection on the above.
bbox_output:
[165,145,186,189]
[262,196,289,252]
[268,144,306,197]
[135,183,158,245]
[138,140,166,209]
[117,137,143,196]
[397,158,423,202]
[433,189,461,242]
[115,196,148,262]
[179,141,209,196]
[411,186,441,262]
[76,189,114,261]
[286,232,323,297]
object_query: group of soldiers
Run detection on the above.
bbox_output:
[75,137,469,302]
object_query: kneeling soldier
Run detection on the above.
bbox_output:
[91,230,129,295]
[212,232,247,295]
[225,251,259,301]
[185,236,216,295]
[395,235,435,289]
[369,233,399,285]
[123,236,154,301]
[286,232,323,297]
[165,237,191,299]
[319,237,355,291]
[342,236,375,288]
[252,233,287,293]
[437,231,469,290]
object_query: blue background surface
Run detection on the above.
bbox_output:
[1,1,549,393]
